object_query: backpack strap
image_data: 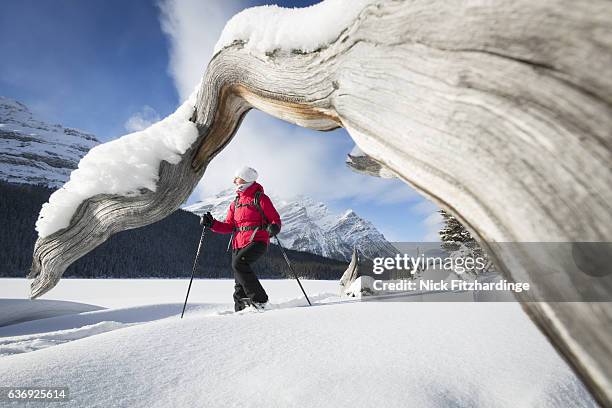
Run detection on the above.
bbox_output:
[226,195,240,252]
[245,191,270,243]
[229,191,272,249]
[253,191,270,226]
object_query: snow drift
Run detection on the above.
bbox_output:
[0,279,596,407]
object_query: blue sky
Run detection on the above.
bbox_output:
[0,0,441,241]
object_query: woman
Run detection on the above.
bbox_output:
[200,166,281,311]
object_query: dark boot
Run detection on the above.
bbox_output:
[233,281,248,312]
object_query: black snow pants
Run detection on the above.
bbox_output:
[232,241,269,311]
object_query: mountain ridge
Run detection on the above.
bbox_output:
[183,188,397,262]
[0,96,99,188]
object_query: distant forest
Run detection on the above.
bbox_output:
[0,181,347,280]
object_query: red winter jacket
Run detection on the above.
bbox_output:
[211,182,281,249]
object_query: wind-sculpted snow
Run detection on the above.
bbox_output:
[0,321,132,356]
[0,299,102,328]
[0,281,596,407]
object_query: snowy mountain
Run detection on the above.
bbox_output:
[0,96,99,188]
[183,188,397,261]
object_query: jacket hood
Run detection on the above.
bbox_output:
[237,181,263,197]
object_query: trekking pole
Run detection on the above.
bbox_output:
[274,236,312,306]
[181,224,207,318]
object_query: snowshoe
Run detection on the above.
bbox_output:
[240,297,268,311]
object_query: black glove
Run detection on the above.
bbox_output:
[200,212,214,228]
[266,223,280,237]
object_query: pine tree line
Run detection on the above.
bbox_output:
[0,181,347,280]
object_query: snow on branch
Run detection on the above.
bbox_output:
[35,92,199,238]
[214,0,373,54]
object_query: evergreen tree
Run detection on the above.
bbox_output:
[438,209,494,276]
[438,210,475,252]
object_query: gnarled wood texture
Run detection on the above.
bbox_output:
[30,0,612,404]
[339,248,360,296]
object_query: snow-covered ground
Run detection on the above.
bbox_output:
[0,278,596,407]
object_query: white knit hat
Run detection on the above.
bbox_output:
[234,166,258,183]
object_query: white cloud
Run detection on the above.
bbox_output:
[157,0,246,100]
[410,200,443,241]
[193,110,419,205]
[124,105,161,132]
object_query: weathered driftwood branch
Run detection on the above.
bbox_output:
[30,0,612,404]
[339,248,360,296]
